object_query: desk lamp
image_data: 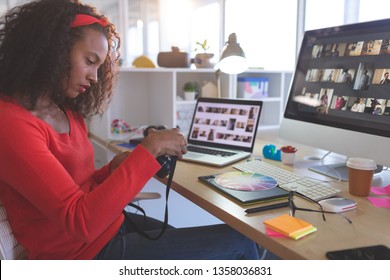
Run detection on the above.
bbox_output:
[217,33,248,97]
[219,33,248,74]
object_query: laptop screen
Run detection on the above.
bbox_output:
[187,98,263,152]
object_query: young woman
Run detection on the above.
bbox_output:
[0,0,260,260]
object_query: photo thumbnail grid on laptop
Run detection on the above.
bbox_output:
[188,99,261,150]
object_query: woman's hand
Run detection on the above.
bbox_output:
[141,128,187,159]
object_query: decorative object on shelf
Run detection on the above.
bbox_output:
[218,33,248,74]
[201,81,218,98]
[183,81,200,101]
[194,53,215,68]
[195,39,211,52]
[111,119,131,134]
[280,145,297,165]
[237,77,269,99]
[193,39,215,68]
[110,120,148,141]
[132,55,156,68]
[157,46,191,68]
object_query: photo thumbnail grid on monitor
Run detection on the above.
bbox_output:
[285,19,390,137]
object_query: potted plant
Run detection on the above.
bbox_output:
[280,145,297,165]
[280,145,297,153]
[183,81,199,100]
[193,39,214,68]
[196,39,211,52]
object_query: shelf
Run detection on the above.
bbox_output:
[176,100,197,105]
[88,68,293,141]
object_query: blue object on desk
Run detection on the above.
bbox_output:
[117,142,137,149]
[262,144,281,161]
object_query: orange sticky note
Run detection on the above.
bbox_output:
[263,214,316,240]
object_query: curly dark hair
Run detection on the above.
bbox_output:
[0,0,121,118]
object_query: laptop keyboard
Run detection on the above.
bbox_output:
[233,160,341,201]
[187,145,237,157]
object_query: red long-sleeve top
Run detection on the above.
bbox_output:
[0,99,161,259]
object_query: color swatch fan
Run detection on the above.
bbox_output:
[214,172,278,191]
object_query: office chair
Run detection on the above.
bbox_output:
[0,192,161,260]
[0,200,26,260]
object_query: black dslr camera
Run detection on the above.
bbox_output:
[143,125,175,178]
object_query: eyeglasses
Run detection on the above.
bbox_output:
[288,191,352,224]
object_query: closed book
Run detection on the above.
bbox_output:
[263,214,316,239]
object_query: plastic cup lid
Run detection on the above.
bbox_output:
[346,157,377,170]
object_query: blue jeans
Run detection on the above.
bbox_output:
[95,213,260,260]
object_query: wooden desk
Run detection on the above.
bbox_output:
[90,132,390,260]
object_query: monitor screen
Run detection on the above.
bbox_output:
[279,18,390,178]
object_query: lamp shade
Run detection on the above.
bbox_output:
[219,33,248,74]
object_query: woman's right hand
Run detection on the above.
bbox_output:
[140,128,187,159]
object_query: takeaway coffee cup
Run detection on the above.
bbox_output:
[346,157,377,197]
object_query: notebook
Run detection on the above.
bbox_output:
[181,97,263,167]
[198,171,289,206]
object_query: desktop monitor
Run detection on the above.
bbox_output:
[279,18,390,181]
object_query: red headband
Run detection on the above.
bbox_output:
[70,14,108,28]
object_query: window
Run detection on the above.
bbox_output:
[224,0,297,70]
[304,0,344,30]
[0,0,29,14]
[190,1,220,59]
[359,0,390,22]
[126,0,159,61]
[4,0,390,71]
[305,0,390,31]
[159,0,220,65]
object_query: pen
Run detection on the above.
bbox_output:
[245,201,289,214]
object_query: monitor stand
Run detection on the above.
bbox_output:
[309,163,384,182]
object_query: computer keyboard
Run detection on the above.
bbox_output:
[233,160,341,201]
[187,145,236,157]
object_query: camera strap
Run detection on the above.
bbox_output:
[122,157,176,240]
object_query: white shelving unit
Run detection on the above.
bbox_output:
[236,69,293,130]
[89,67,292,140]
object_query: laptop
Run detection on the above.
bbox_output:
[181,97,263,166]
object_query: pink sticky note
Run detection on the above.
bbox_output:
[265,227,287,238]
[370,185,390,195]
[367,197,390,208]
